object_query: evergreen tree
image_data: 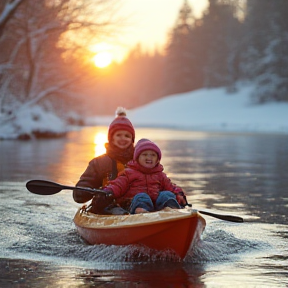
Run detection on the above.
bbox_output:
[164,0,202,96]
[199,0,242,88]
[241,0,288,102]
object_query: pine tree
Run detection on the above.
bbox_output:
[199,0,241,88]
[164,0,202,96]
[241,0,288,102]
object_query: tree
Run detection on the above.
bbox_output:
[83,44,165,114]
[198,0,242,88]
[0,0,125,122]
[164,0,201,96]
[241,0,288,103]
[0,0,24,37]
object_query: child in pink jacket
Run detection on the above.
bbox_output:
[104,138,187,214]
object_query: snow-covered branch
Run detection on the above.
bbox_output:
[0,0,24,35]
[0,0,125,121]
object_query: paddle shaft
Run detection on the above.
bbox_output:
[60,184,105,194]
[198,210,243,223]
[184,200,243,223]
[26,180,244,222]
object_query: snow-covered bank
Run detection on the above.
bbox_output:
[1,85,288,139]
[89,85,288,135]
[0,106,67,140]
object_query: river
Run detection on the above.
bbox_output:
[0,127,287,287]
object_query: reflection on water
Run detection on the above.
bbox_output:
[0,259,206,287]
[0,127,288,287]
[93,132,107,157]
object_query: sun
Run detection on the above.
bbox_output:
[93,51,112,68]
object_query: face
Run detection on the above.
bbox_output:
[138,150,158,168]
[112,130,133,149]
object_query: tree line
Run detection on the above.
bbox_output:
[83,0,288,114]
[0,0,287,120]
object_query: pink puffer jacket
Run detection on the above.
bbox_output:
[105,160,183,205]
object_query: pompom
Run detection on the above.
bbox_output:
[108,106,135,142]
[115,107,127,117]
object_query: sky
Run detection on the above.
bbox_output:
[2,83,287,139]
[108,0,209,62]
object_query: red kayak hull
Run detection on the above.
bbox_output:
[74,208,206,259]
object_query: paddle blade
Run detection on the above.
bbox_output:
[199,210,244,223]
[26,180,63,195]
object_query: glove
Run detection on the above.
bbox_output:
[176,191,188,206]
[102,187,114,199]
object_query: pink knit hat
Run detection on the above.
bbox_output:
[108,107,135,143]
[133,138,162,161]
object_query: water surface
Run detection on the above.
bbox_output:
[0,127,287,287]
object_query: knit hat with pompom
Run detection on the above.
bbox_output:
[133,138,162,161]
[108,107,135,143]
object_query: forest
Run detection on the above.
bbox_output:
[0,0,287,121]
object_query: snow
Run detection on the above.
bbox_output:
[0,105,67,139]
[1,83,288,139]
[90,84,288,135]
[0,0,23,26]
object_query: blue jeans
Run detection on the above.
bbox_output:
[129,191,181,214]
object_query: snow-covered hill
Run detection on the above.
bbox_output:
[91,84,288,134]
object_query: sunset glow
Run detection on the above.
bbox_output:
[114,0,209,61]
[93,51,113,68]
[94,132,107,157]
[85,1,208,64]
[89,42,114,68]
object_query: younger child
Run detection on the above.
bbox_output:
[104,138,188,214]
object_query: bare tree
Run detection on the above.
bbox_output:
[0,0,24,36]
[0,0,125,121]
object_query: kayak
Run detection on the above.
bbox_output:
[25,179,242,258]
[73,207,206,259]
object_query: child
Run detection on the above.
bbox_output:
[73,107,135,214]
[103,138,187,214]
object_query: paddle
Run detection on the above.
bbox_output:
[26,179,108,196]
[197,210,243,223]
[184,197,243,223]
[26,180,244,223]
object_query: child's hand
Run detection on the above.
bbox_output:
[103,187,114,199]
[176,192,187,206]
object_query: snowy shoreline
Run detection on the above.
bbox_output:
[88,85,288,136]
[1,85,288,139]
